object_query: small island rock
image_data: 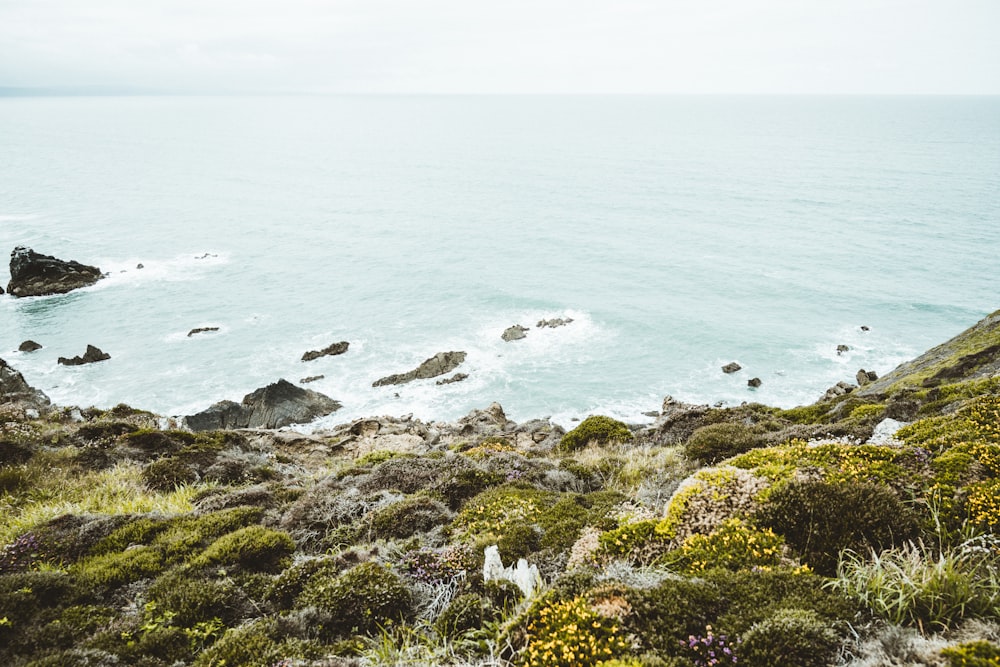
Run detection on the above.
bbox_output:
[748,377,762,388]
[299,375,324,384]
[6,246,103,297]
[536,318,574,329]
[836,344,850,355]
[302,341,349,362]
[184,379,341,431]
[58,345,110,366]
[373,351,467,387]
[722,362,742,374]
[18,340,42,353]
[501,325,529,342]
[188,327,220,337]
[436,372,469,385]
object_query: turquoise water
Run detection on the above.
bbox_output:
[1,95,998,428]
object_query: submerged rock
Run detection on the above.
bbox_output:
[536,317,574,329]
[18,340,42,353]
[436,372,469,385]
[0,357,51,411]
[187,327,220,337]
[6,246,103,297]
[373,351,467,387]
[184,379,341,431]
[302,341,349,362]
[722,362,742,374]
[299,375,324,384]
[501,325,529,341]
[58,345,110,366]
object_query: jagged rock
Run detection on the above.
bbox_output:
[856,369,878,386]
[0,357,50,410]
[299,375,324,384]
[722,362,742,374]
[373,351,467,387]
[822,381,856,401]
[436,372,468,385]
[18,340,42,352]
[536,318,573,329]
[837,345,850,355]
[301,341,349,362]
[641,397,712,446]
[6,246,103,297]
[748,377,762,388]
[868,418,909,446]
[457,402,512,436]
[58,345,110,366]
[188,327,219,337]
[184,379,341,431]
[501,325,528,341]
[861,325,870,332]
[483,545,542,598]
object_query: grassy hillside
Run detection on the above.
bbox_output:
[1,312,999,667]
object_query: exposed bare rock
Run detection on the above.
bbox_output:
[302,341,350,362]
[837,345,849,355]
[18,340,42,352]
[822,381,856,401]
[299,375,324,384]
[436,373,468,385]
[856,369,878,386]
[187,327,219,337]
[373,351,467,387]
[184,379,341,431]
[502,325,529,341]
[536,318,574,329]
[6,246,103,297]
[748,377,762,388]
[58,345,110,366]
[0,357,50,411]
[722,362,742,374]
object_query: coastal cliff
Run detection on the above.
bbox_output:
[1,311,999,667]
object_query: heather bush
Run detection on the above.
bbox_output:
[684,423,765,464]
[295,561,413,638]
[738,608,840,667]
[366,494,452,540]
[755,478,919,575]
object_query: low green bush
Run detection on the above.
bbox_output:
[74,546,164,588]
[295,561,413,638]
[560,416,633,452]
[755,478,918,576]
[435,593,484,638]
[664,518,784,573]
[194,525,295,573]
[367,495,451,540]
[942,640,1000,667]
[684,423,765,464]
[146,568,242,626]
[624,577,725,656]
[738,608,840,667]
[516,595,630,666]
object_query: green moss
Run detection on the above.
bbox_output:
[73,546,164,588]
[194,525,295,573]
[146,568,242,626]
[560,415,633,452]
[941,640,1000,667]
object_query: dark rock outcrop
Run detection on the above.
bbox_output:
[837,345,850,355]
[722,362,742,374]
[18,340,42,352]
[6,246,103,297]
[185,379,341,431]
[436,372,468,385]
[58,345,110,366]
[0,358,50,411]
[299,375,324,384]
[188,327,220,337]
[373,351,467,387]
[748,377,762,388]
[502,325,528,342]
[822,381,856,401]
[856,369,878,386]
[302,341,349,362]
[537,318,573,329]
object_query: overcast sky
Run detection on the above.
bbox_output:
[1,0,998,94]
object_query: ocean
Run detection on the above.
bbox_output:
[1,95,998,429]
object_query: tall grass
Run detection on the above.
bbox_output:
[830,538,1000,633]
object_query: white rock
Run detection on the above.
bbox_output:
[868,418,909,445]
[482,545,542,598]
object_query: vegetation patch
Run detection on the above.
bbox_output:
[560,416,633,452]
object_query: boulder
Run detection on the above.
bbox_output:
[58,345,110,366]
[856,369,878,386]
[822,381,856,401]
[302,341,349,362]
[6,246,103,297]
[861,325,870,332]
[722,362,742,374]
[185,379,341,431]
[373,351,467,387]
[536,318,574,329]
[436,372,468,385]
[836,345,850,355]
[0,358,51,411]
[748,377,762,388]
[18,340,42,353]
[501,325,528,342]
[188,327,219,337]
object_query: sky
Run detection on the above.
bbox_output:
[1,0,998,94]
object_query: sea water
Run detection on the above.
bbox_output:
[0,95,998,429]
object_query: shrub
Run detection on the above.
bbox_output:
[0,532,41,573]
[738,608,839,667]
[141,457,197,491]
[560,416,633,452]
[398,544,477,585]
[624,577,725,656]
[296,561,413,638]
[831,540,1000,632]
[598,520,671,565]
[658,467,769,544]
[516,595,630,666]
[942,641,1000,667]
[435,593,484,637]
[194,526,295,573]
[367,495,452,540]
[146,568,243,626]
[679,625,738,666]
[191,618,289,667]
[665,518,784,573]
[755,479,919,575]
[74,546,164,588]
[684,423,764,464]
